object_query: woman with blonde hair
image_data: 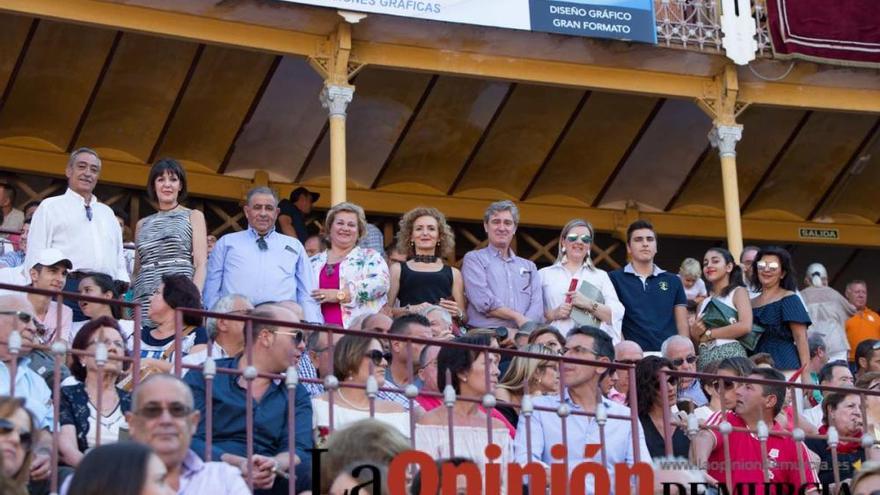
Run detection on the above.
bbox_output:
[310,202,389,328]
[539,219,624,342]
[385,206,464,325]
[494,344,560,425]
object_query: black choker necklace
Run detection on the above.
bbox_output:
[411,254,438,263]
[158,203,179,212]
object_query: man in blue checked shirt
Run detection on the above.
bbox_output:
[203,187,322,323]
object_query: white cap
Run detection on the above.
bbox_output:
[32,248,73,270]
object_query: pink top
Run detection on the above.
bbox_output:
[36,301,73,343]
[319,262,343,326]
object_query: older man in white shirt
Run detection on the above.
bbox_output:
[25,148,129,320]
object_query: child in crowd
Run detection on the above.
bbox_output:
[679,257,707,305]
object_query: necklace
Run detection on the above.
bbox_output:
[411,254,438,263]
[336,388,369,411]
[158,203,179,212]
[324,261,341,277]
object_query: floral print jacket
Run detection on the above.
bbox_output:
[310,246,390,328]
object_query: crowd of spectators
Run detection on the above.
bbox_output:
[0,147,878,494]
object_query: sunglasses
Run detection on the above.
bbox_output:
[0,418,32,451]
[616,359,640,365]
[135,402,193,419]
[274,330,304,345]
[670,355,697,367]
[364,350,392,366]
[565,234,593,244]
[756,260,780,271]
[667,375,679,386]
[714,379,738,391]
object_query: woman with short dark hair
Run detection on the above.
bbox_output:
[636,356,690,458]
[133,158,207,328]
[749,246,811,371]
[67,442,173,495]
[58,317,131,467]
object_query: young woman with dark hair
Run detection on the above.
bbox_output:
[635,356,690,458]
[72,272,134,346]
[691,247,751,370]
[749,246,812,372]
[67,442,173,495]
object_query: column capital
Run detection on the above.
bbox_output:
[320,84,355,118]
[708,124,743,157]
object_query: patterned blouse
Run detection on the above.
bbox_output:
[59,383,132,454]
[309,246,390,328]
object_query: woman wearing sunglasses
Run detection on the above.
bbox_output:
[58,316,131,467]
[635,356,690,458]
[312,335,409,446]
[0,396,36,493]
[539,219,623,342]
[415,333,513,491]
[749,246,812,374]
[494,344,560,426]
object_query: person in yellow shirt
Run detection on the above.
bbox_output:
[846,280,880,361]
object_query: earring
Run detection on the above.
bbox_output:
[462,377,468,383]
[561,246,566,254]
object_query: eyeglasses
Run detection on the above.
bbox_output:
[756,260,780,272]
[562,345,598,357]
[135,402,193,419]
[616,359,640,365]
[274,330,303,345]
[670,355,697,368]
[0,310,36,326]
[364,350,392,366]
[0,418,32,451]
[565,233,593,244]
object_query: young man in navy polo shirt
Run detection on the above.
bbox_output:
[608,220,689,352]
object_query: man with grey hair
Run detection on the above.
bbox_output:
[203,187,321,323]
[661,335,707,406]
[420,304,454,340]
[25,148,129,319]
[461,200,542,331]
[182,294,253,374]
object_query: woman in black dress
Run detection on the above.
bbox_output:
[636,356,690,458]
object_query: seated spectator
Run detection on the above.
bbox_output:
[701,357,755,426]
[312,335,409,443]
[802,263,856,362]
[329,461,388,495]
[181,294,253,372]
[636,356,690,458]
[805,391,871,487]
[691,361,720,422]
[0,218,27,269]
[803,360,854,428]
[462,200,542,330]
[358,312,393,334]
[377,314,432,409]
[124,374,249,494]
[692,247,750,371]
[184,303,313,493]
[309,202,388,328]
[610,340,643,405]
[527,325,565,354]
[27,248,74,343]
[845,280,880,363]
[58,317,131,467]
[661,335,707,407]
[515,326,651,489]
[318,418,409,494]
[385,207,465,328]
[494,344,559,426]
[419,304,454,340]
[66,442,171,495]
[750,352,775,368]
[72,272,134,347]
[678,257,707,305]
[303,234,324,258]
[539,219,624,342]
[0,183,24,235]
[804,334,829,407]
[690,367,816,486]
[203,187,321,322]
[856,339,880,380]
[135,274,208,379]
[415,332,512,491]
[0,397,38,494]
[857,372,880,440]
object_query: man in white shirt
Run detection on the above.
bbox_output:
[24,148,129,320]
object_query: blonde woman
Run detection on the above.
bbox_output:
[538,219,624,342]
[385,207,465,324]
[494,344,560,426]
[310,202,389,328]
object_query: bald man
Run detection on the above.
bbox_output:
[610,340,643,404]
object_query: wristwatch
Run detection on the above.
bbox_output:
[336,290,346,302]
[705,329,713,340]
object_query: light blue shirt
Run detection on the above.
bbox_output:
[203,227,322,323]
[678,378,709,406]
[514,389,652,494]
[0,357,54,430]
